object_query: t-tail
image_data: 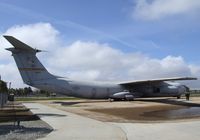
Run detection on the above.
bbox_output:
[4,36,57,86]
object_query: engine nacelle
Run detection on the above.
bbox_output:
[110,91,134,100]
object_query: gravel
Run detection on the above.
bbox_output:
[0,120,53,140]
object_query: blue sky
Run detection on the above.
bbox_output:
[0,0,200,88]
[0,0,200,62]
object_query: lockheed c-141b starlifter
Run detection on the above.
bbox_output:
[4,36,197,101]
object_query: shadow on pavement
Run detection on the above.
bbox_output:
[52,100,107,106]
[36,113,66,117]
[0,124,52,136]
[136,98,200,107]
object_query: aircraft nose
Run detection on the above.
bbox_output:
[183,85,190,92]
[179,85,189,94]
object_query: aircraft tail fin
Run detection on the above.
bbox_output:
[4,35,56,86]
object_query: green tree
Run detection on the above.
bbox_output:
[0,80,8,93]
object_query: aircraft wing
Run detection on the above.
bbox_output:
[119,77,197,87]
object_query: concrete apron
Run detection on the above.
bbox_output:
[23,103,126,140]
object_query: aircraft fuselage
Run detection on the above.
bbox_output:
[33,78,186,99]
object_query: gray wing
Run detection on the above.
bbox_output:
[119,77,197,86]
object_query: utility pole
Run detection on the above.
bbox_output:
[9,82,11,90]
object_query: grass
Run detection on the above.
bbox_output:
[190,93,200,97]
[15,97,80,101]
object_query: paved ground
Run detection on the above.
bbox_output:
[23,98,200,140]
[114,121,200,140]
[23,103,126,140]
[0,120,52,140]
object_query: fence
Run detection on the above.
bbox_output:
[0,80,8,108]
[0,93,8,107]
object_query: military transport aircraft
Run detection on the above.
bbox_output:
[3,36,197,101]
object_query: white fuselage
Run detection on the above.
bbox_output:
[32,78,186,99]
[33,78,123,99]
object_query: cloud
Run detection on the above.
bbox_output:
[48,39,197,83]
[133,0,200,20]
[0,63,23,88]
[0,22,199,88]
[0,22,60,88]
[3,23,60,50]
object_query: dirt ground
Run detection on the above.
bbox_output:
[39,97,200,123]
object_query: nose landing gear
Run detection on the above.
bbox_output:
[177,95,181,99]
[185,92,190,101]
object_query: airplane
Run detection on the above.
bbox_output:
[3,35,197,101]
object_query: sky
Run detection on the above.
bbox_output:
[0,0,200,88]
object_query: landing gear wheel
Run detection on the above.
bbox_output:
[108,98,114,102]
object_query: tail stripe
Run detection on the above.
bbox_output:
[19,68,46,71]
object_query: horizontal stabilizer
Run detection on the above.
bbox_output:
[3,35,40,52]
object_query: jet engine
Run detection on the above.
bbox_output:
[110,91,134,101]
